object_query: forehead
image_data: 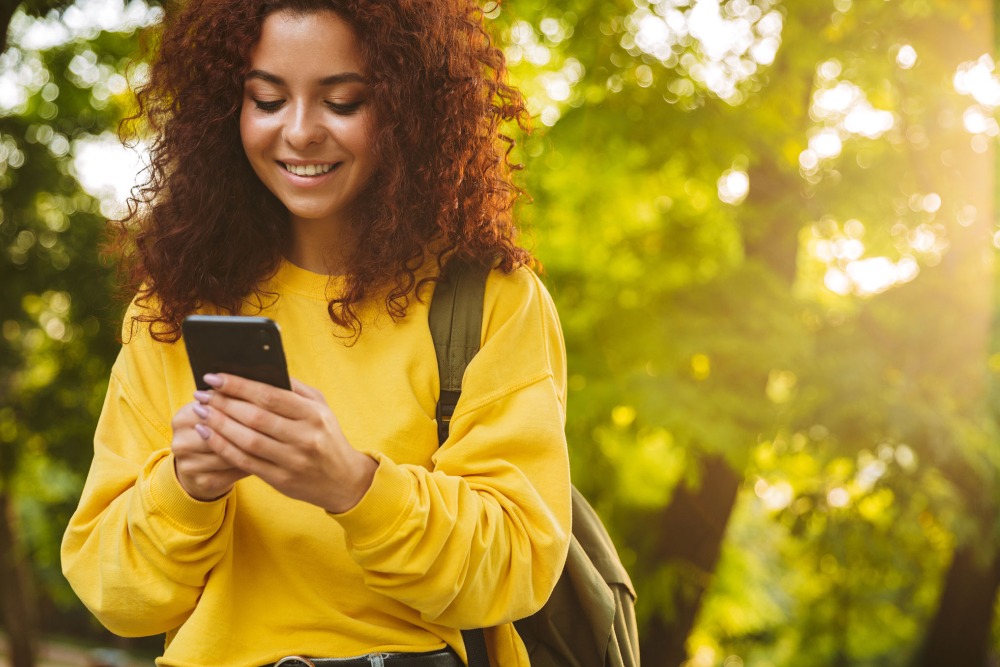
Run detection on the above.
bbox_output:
[249,9,365,74]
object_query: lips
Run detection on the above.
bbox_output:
[279,161,339,177]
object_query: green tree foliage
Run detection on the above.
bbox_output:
[495,0,998,664]
[1,4,155,664]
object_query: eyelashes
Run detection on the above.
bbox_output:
[254,99,283,112]
[327,101,363,114]
[250,98,364,115]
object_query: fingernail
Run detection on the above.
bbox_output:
[194,424,212,440]
[193,390,212,403]
[204,374,223,388]
[193,404,209,419]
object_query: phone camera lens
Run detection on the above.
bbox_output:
[257,328,272,352]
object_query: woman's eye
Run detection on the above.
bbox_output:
[253,98,284,112]
[327,101,363,115]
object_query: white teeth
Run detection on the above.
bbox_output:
[283,162,334,176]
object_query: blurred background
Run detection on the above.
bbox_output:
[2,0,998,665]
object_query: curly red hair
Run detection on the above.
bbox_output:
[114,0,531,340]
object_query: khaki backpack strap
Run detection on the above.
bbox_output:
[429,258,490,446]
[428,257,493,667]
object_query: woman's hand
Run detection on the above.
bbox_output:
[189,373,378,513]
[171,401,250,501]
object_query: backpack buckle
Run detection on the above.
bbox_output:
[436,389,461,444]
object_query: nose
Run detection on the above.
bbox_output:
[283,102,326,150]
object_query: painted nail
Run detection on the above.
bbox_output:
[203,374,223,388]
[193,390,212,404]
[194,424,211,440]
[193,404,209,419]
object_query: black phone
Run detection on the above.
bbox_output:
[182,315,291,391]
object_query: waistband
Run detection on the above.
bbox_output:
[270,649,462,667]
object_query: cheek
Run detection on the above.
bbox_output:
[351,114,377,171]
[239,109,254,154]
[239,108,269,158]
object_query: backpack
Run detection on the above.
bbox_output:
[429,259,640,667]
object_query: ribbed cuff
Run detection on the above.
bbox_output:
[332,454,415,549]
[144,452,229,533]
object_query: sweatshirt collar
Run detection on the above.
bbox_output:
[271,258,345,300]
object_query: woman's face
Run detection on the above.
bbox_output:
[240,10,376,235]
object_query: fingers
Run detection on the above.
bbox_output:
[176,410,275,481]
[190,402,287,469]
[171,403,248,500]
[195,391,291,443]
[203,373,316,420]
[174,462,246,501]
[173,444,246,497]
[291,378,325,401]
[195,374,331,445]
[171,400,205,431]
[186,374,357,508]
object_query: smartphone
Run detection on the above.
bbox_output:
[182,315,291,391]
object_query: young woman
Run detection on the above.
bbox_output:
[60,1,571,666]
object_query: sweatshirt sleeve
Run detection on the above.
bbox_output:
[61,313,236,637]
[334,268,572,628]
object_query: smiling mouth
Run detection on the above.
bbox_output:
[280,162,339,177]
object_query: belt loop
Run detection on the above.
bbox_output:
[368,656,385,667]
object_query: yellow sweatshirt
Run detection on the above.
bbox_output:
[61,261,571,667]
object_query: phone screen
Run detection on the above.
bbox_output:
[182,315,291,390]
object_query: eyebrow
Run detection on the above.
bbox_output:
[245,70,368,86]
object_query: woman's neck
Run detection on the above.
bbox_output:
[285,215,357,276]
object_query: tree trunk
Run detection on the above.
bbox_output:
[914,547,1000,667]
[638,131,807,666]
[0,491,38,667]
[639,455,741,666]
[912,0,997,661]
[0,0,17,55]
